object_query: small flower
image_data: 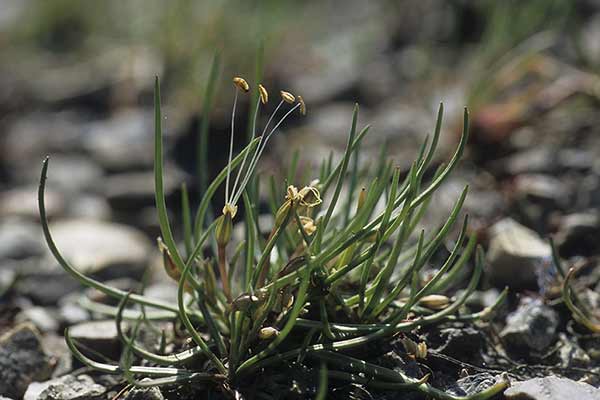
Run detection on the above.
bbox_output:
[286,185,322,207]
[233,77,250,92]
[299,216,317,235]
[258,84,269,104]
[280,90,295,104]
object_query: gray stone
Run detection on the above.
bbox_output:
[557,333,590,369]
[501,148,555,175]
[500,297,559,353]
[45,219,151,278]
[57,300,89,326]
[0,267,17,297]
[16,155,103,194]
[0,186,64,220]
[68,320,121,359]
[16,307,60,333]
[123,384,164,400]
[0,218,45,260]
[42,334,72,378]
[68,195,111,221]
[101,168,184,212]
[24,375,105,400]
[487,218,551,289]
[504,376,600,400]
[16,270,81,306]
[513,174,570,207]
[83,110,156,171]
[445,373,502,397]
[0,323,53,399]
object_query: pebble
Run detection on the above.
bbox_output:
[0,323,53,399]
[124,385,164,400]
[0,218,45,260]
[504,376,600,400]
[68,320,122,359]
[24,374,106,400]
[45,219,151,279]
[486,218,551,289]
[500,297,559,354]
[16,307,60,333]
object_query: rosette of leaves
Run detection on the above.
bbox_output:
[38,74,509,399]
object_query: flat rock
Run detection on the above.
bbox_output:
[0,186,64,220]
[24,374,106,400]
[504,376,600,400]
[500,297,559,354]
[487,218,551,289]
[16,307,60,333]
[68,320,121,359]
[0,323,53,399]
[83,110,156,171]
[45,219,151,279]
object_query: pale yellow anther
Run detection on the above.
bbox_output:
[298,95,306,115]
[233,77,250,92]
[280,90,295,104]
[258,84,268,104]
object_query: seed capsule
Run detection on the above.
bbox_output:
[258,327,279,340]
[215,211,233,247]
[416,341,427,359]
[233,77,250,92]
[231,293,260,313]
[298,95,306,115]
[418,294,450,310]
[258,84,269,104]
[280,90,295,104]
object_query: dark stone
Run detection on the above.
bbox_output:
[16,270,81,306]
[0,323,53,399]
[555,211,600,257]
[500,297,559,354]
[429,326,485,361]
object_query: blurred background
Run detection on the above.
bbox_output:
[1,0,600,336]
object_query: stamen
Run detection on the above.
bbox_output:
[231,102,302,205]
[280,90,295,103]
[230,98,261,199]
[233,77,250,92]
[228,99,284,203]
[225,89,239,205]
[258,84,269,104]
[298,95,306,115]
